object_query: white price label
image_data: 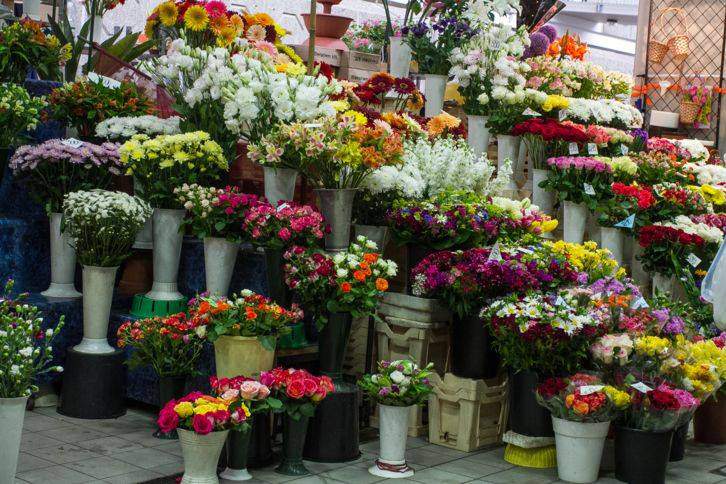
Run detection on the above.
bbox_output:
[88,72,121,89]
[631,382,653,393]
[522,108,541,117]
[587,143,598,155]
[276,202,290,212]
[687,253,702,268]
[517,247,534,254]
[620,145,629,155]
[488,243,502,262]
[568,142,579,155]
[583,183,596,196]
[490,40,502,50]
[554,295,566,306]
[579,385,604,395]
[61,138,84,149]
[631,297,649,310]
[559,110,567,121]
[303,123,323,128]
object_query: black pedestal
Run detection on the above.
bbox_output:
[303,380,360,462]
[58,348,126,419]
[247,412,274,468]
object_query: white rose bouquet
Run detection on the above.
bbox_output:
[95,115,181,141]
[62,190,152,267]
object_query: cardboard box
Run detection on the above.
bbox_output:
[342,51,384,71]
[293,45,343,67]
[338,67,378,84]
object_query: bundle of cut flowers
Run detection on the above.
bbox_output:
[95,115,181,141]
[116,312,207,378]
[175,184,260,242]
[210,374,281,428]
[651,182,710,220]
[0,83,46,149]
[352,72,423,114]
[0,19,70,83]
[411,246,580,318]
[260,367,334,420]
[511,118,588,170]
[119,132,228,209]
[188,290,300,349]
[158,391,237,435]
[283,236,397,327]
[674,139,710,163]
[536,373,630,422]
[358,360,434,407]
[242,201,327,250]
[524,56,633,99]
[691,213,726,233]
[62,189,152,267]
[542,156,613,209]
[617,382,699,432]
[583,125,635,156]
[489,196,559,243]
[631,151,689,186]
[481,289,604,375]
[540,240,625,282]
[670,335,726,401]
[558,97,643,130]
[10,139,122,214]
[0,280,64,398]
[597,182,655,230]
[343,19,401,54]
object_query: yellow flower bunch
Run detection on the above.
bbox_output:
[343,110,367,127]
[634,335,671,358]
[531,217,559,234]
[544,240,625,281]
[541,94,569,112]
[697,185,726,206]
[672,335,726,399]
[603,386,631,409]
[609,156,638,176]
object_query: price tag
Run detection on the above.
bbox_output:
[488,242,502,262]
[554,295,566,306]
[631,382,653,393]
[88,72,121,89]
[620,145,629,155]
[559,110,567,122]
[61,138,84,149]
[522,108,541,117]
[587,143,598,155]
[568,142,579,155]
[276,202,289,212]
[614,214,635,229]
[583,183,596,196]
[631,297,649,310]
[580,385,604,395]
[687,253,702,268]
[517,247,534,254]
[303,123,323,128]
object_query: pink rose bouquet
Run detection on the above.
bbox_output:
[242,201,327,250]
[157,391,239,435]
[542,156,613,208]
[210,375,281,430]
[260,367,334,420]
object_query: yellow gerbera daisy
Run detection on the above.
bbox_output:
[229,14,244,34]
[184,5,209,32]
[158,1,178,27]
[209,15,229,35]
[216,26,237,46]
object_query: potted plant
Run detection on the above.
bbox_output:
[175,184,260,297]
[0,280,63,484]
[157,391,239,484]
[0,83,45,185]
[0,19,69,83]
[536,374,630,483]
[116,312,207,439]
[119,131,228,307]
[260,367,333,475]
[190,291,299,379]
[210,375,280,481]
[10,139,122,298]
[359,360,434,479]
[62,189,151,353]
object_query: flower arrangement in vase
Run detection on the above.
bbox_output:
[0,83,46,180]
[343,19,400,54]
[0,19,70,83]
[95,115,182,141]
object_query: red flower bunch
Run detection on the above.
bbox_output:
[537,377,568,398]
[242,201,327,250]
[638,225,705,249]
[260,367,333,401]
[647,387,681,411]
[511,117,588,142]
[158,391,232,435]
[566,388,607,415]
[353,72,421,111]
[611,182,655,209]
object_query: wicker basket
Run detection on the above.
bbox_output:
[668,34,690,64]
[680,100,700,124]
[648,40,669,63]
[649,7,690,64]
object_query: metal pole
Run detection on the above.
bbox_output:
[307,0,316,75]
[85,0,97,74]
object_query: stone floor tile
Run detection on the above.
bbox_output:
[320,464,385,483]
[406,437,430,449]
[470,466,558,484]
[15,453,55,473]
[116,430,171,448]
[461,448,516,470]
[434,458,503,478]
[25,443,100,464]
[301,460,350,475]
[101,469,164,484]
[419,443,473,458]
[285,476,346,483]
[238,468,299,483]
[16,465,98,484]
[113,447,181,470]
[79,418,151,435]
[404,447,461,467]
[407,467,471,484]
[19,431,66,451]
[65,457,143,480]
[153,441,183,457]
[77,436,145,456]
[146,461,185,477]
[22,413,71,432]
[39,426,109,444]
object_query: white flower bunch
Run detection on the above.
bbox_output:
[363,137,511,199]
[562,98,643,128]
[490,196,539,221]
[63,189,152,267]
[673,139,710,163]
[95,115,181,141]
[685,163,726,186]
[465,0,521,27]
[659,215,724,245]
[332,236,398,279]
[487,56,530,106]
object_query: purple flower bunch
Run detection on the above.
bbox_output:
[10,139,121,173]
[547,156,612,173]
[651,308,686,335]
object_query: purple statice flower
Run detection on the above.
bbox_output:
[547,156,613,173]
[9,139,122,174]
[631,128,648,144]
[538,24,558,42]
[664,315,686,335]
[526,32,550,59]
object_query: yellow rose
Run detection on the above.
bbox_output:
[174,401,194,418]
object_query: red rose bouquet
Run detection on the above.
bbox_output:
[242,201,327,250]
[512,118,588,169]
[259,367,334,420]
[597,182,655,230]
[619,383,699,431]
[157,391,237,435]
[536,374,631,422]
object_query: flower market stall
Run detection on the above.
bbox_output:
[2,0,726,483]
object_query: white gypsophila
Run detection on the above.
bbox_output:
[659,215,724,244]
[673,139,710,163]
[561,98,643,128]
[95,116,181,140]
[684,163,726,186]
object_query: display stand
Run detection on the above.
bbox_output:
[58,348,126,419]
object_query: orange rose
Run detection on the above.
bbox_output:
[197,301,211,314]
[565,394,575,408]
[375,278,388,291]
[245,307,257,320]
[359,261,370,270]
[363,253,379,264]
[573,401,590,415]
[341,282,352,293]
[353,270,367,282]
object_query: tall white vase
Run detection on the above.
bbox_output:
[600,227,624,266]
[75,265,118,354]
[388,37,411,79]
[423,74,447,117]
[262,166,298,207]
[204,237,239,297]
[369,404,414,478]
[467,115,490,158]
[22,0,40,19]
[552,417,610,483]
[532,168,555,217]
[630,242,650,289]
[132,179,153,250]
[0,397,27,484]
[178,429,229,484]
[147,208,185,301]
[42,212,82,298]
[92,15,104,41]
[563,201,588,244]
[497,134,520,192]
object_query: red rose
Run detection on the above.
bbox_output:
[192,414,214,434]
[157,406,179,434]
[286,379,307,399]
[648,389,679,411]
[303,378,319,397]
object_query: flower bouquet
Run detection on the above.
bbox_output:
[541,240,624,283]
[525,56,633,99]
[343,19,398,54]
[631,151,688,186]
[243,201,327,250]
[359,359,434,479]
[651,182,710,220]
[63,190,151,354]
[0,280,64,483]
[560,98,643,130]
[352,72,424,117]
[0,18,70,83]
[0,83,46,171]
[511,118,589,170]
[95,115,181,141]
[597,182,655,230]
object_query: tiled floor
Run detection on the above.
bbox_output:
[15,405,726,484]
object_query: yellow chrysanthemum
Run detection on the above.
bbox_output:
[330,100,350,112]
[701,185,726,205]
[343,110,367,127]
[158,1,178,27]
[541,94,569,112]
[277,62,306,76]
[184,5,209,32]
[634,336,671,357]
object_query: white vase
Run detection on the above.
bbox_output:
[467,115,490,158]
[178,429,229,484]
[204,237,239,297]
[75,265,118,354]
[147,208,185,301]
[652,273,675,297]
[388,36,411,78]
[41,213,82,299]
[552,417,610,483]
[354,225,389,252]
[262,166,298,207]
[369,404,414,478]
[22,0,40,19]
[423,74,447,117]
[92,15,104,41]
[497,135,520,192]
[532,168,555,219]
[563,201,588,244]
[600,227,624,266]
[0,397,27,484]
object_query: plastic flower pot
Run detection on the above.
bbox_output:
[154,376,187,440]
[213,335,276,380]
[262,166,298,207]
[178,428,229,484]
[74,265,118,354]
[354,225,389,253]
[220,428,252,481]
[276,415,311,476]
[204,237,239,297]
[669,419,690,462]
[695,396,726,444]
[146,208,186,301]
[388,36,411,78]
[423,74,447,117]
[552,417,610,483]
[451,312,500,379]
[0,397,27,484]
[614,426,673,484]
[496,135,520,192]
[563,201,588,244]
[600,227,624,266]
[41,212,82,298]
[318,311,353,378]
[532,169,554,233]
[467,115,490,158]
[264,247,292,307]
[369,404,414,478]
[508,370,553,437]
[314,188,357,252]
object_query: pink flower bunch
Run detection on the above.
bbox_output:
[260,367,334,402]
[243,201,327,249]
[210,375,272,401]
[647,137,678,156]
[157,391,232,435]
[547,156,612,173]
[586,125,612,145]
[691,213,726,232]
[9,139,121,173]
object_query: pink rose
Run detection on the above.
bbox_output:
[303,378,319,397]
[257,384,271,399]
[286,379,306,399]
[239,380,261,400]
[221,389,239,400]
[278,228,291,241]
[192,414,214,434]
[157,407,179,434]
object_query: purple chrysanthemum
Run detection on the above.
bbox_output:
[538,24,558,42]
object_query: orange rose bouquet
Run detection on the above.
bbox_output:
[536,374,630,423]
